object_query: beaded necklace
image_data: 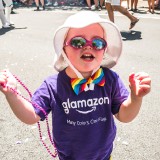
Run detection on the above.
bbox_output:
[1,74,58,158]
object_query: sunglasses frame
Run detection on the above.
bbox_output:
[64,36,107,51]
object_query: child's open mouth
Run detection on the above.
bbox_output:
[81,54,95,61]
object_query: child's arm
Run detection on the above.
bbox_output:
[115,72,151,123]
[0,70,40,124]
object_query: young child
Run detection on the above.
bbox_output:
[0,11,151,160]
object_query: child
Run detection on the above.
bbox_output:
[0,11,151,160]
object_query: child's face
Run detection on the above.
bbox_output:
[64,23,105,75]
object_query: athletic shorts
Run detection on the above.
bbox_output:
[105,0,120,5]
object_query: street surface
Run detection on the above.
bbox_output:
[0,1,160,159]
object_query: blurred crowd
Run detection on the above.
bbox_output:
[0,0,153,13]
[1,0,160,29]
[11,0,160,11]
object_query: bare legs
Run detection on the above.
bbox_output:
[99,0,105,7]
[105,3,114,22]
[34,0,45,10]
[114,5,138,22]
[131,0,138,10]
[86,0,91,7]
[105,3,139,29]
[86,0,99,8]
[148,0,154,13]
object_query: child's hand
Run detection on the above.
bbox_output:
[0,69,17,95]
[129,72,151,98]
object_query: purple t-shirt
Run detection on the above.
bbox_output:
[32,67,129,160]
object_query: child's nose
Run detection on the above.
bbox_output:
[83,43,93,50]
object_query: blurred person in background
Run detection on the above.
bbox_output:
[0,0,13,28]
[105,0,139,29]
[148,0,154,13]
[86,0,103,10]
[34,0,45,11]
[0,0,10,28]
[130,0,138,11]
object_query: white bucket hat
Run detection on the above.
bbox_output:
[53,11,122,78]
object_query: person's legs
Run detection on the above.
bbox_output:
[0,10,10,28]
[113,5,139,29]
[158,0,160,7]
[0,0,10,28]
[105,2,114,23]
[93,0,99,6]
[40,0,45,10]
[3,0,13,25]
[155,0,158,7]
[105,2,114,22]
[130,0,134,10]
[151,0,154,13]
[134,0,138,10]
[99,0,104,7]
[127,0,129,9]
[148,0,151,12]
[114,5,138,21]
[34,0,40,10]
[86,0,91,7]
[5,6,12,23]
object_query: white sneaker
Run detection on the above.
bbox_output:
[53,1,58,6]
[91,5,96,11]
[46,2,52,6]
[2,23,10,28]
[7,21,14,25]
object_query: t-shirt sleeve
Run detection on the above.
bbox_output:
[111,74,129,115]
[31,81,52,121]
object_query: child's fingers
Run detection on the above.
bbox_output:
[138,84,151,96]
[135,72,151,88]
[0,69,11,90]
[129,72,151,97]
[129,73,135,84]
[0,74,7,88]
[135,72,150,80]
[139,84,151,91]
[130,72,151,86]
[139,77,151,85]
[129,73,138,94]
[0,80,7,88]
[129,73,140,87]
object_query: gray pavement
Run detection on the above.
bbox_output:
[0,3,160,160]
